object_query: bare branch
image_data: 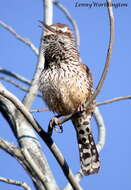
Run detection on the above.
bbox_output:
[22,0,53,108]
[30,108,48,113]
[53,0,80,49]
[0,20,38,55]
[22,148,52,190]
[97,95,131,106]
[0,83,40,132]
[0,83,83,190]
[0,76,42,97]
[64,171,83,190]
[0,85,60,190]
[0,67,31,85]
[0,76,30,92]
[0,138,23,160]
[0,138,35,187]
[44,0,53,25]
[94,107,106,152]
[0,177,31,190]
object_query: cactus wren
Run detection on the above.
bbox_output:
[39,22,100,175]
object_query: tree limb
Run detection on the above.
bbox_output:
[0,138,45,189]
[94,107,106,152]
[0,83,83,190]
[64,171,83,190]
[0,20,38,55]
[97,95,131,106]
[0,177,32,190]
[21,0,53,108]
[21,148,52,190]
[44,0,53,25]
[0,138,23,160]
[0,84,60,190]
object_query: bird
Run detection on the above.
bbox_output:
[39,22,100,175]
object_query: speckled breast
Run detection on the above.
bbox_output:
[39,63,91,115]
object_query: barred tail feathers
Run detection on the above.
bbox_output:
[72,111,100,175]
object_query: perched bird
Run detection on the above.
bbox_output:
[39,22,100,175]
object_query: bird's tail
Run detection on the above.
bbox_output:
[72,109,100,176]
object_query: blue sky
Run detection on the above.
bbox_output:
[0,0,131,190]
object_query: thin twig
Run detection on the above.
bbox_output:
[30,108,48,113]
[0,83,83,190]
[0,67,31,85]
[0,137,34,176]
[0,139,34,186]
[0,20,38,55]
[0,76,42,97]
[0,76,30,92]
[84,0,115,109]
[0,177,31,190]
[53,0,80,50]
[0,138,23,160]
[29,94,131,113]
[30,94,131,113]
[97,95,131,106]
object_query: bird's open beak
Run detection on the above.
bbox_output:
[39,21,56,34]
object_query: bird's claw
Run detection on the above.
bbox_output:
[54,125,63,133]
[48,116,63,136]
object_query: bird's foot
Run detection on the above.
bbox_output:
[48,115,63,136]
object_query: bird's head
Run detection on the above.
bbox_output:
[40,22,73,38]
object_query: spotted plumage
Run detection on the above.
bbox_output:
[39,22,100,175]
